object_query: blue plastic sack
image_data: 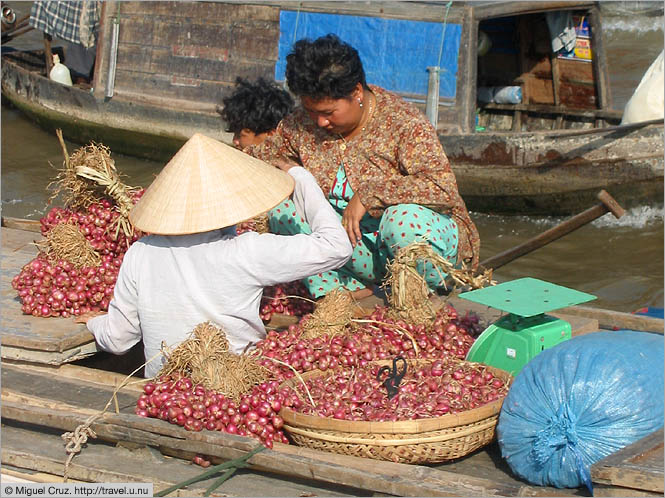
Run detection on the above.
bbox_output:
[497,330,664,492]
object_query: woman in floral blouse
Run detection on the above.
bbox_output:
[247,34,480,300]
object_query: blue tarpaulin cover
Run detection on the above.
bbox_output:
[497,330,664,493]
[276,11,461,98]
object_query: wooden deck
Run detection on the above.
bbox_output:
[0,361,577,497]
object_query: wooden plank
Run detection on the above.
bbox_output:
[1,341,98,364]
[1,389,577,497]
[1,216,41,232]
[1,373,138,415]
[151,20,279,58]
[116,17,154,47]
[593,484,660,497]
[588,6,612,111]
[268,1,467,23]
[459,6,476,134]
[91,0,110,99]
[113,70,241,106]
[1,467,86,484]
[556,305,664,334]
[524,76,555,106]
[2,361,146,393]
[473,1,595,21]
[591,428,664,493]
[559,78,597,108]
[479,102,622,120]
[148,46,275,79]
[558,58,595,84]
[2,424,358,497]
[119,1,279,23]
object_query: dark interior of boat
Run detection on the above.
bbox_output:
[475,8,622,132]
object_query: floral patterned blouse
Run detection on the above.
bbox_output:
[246,85,480,270]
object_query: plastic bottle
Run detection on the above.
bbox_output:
[493,86,522,104]
[477,86,522,105]
[49,54,73,86]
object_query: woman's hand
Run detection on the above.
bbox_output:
[74,311,106,325]
[273,158,299,172]
[342,195,367,247]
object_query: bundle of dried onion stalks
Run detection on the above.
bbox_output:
[300,288,357,339]
[158,321,270,402]
[35,222,101,268]
[384,242,495,324]
[48,129,140,237]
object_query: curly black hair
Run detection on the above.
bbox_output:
[285,34,367,100]
[220,77,295,134]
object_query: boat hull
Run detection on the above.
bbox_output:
[1,50,228,163]
[3,51,663,215]
[441,126,664,214]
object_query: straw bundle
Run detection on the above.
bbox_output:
[384,242,495,324]
[48,129,139,237]
[159,322,270,402]
[251,212,270,234]
[300,289,356,339]
[35,222,101,268]
[48,130,103,211]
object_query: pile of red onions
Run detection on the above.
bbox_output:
[12,196,143,317]
[12,254,119,317]
[260,281,315,321]
[39,200,142,255]
[133,303,492,449]
[135,374,288,449]
[255,304,479,381]
[281,359,508,421]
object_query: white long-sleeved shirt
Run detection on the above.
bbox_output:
[88,167,352,377]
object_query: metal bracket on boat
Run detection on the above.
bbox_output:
[377,355,407,399]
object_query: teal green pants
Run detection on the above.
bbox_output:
[269,164,459,298]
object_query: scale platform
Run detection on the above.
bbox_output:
[460,278,596,375]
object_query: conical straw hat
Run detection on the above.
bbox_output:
[129,133,295,235]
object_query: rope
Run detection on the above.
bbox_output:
[61,419,97,482]
[59,350,164,482]
[291,3,301,47]
[436,0,454,69]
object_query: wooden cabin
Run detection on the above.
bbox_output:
[89,1,616,132]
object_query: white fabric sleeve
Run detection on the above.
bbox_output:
[87,244,142,354]
[240,166,352,287]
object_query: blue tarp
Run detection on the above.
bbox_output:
[276,11,461,99]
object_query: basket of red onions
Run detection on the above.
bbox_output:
[277,357,512,464]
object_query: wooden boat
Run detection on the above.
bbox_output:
[1,217,663,496]
[2,1,663,215]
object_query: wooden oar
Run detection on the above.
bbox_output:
[544,117,664,138]
[480,189,625,271]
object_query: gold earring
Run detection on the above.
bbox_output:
[358,98,363,108]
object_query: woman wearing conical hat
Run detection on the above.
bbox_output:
[79,133,352,377]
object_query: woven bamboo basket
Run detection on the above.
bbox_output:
[279,359,513,464]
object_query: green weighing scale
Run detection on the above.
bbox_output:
[459,278,596,375]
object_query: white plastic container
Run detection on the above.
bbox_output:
[493,86,522,104]
[478,86,522,105]
[49,54,73,86]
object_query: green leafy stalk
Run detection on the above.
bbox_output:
[204,467,238,496]
[155,445,265,497]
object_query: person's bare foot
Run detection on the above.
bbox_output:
[349,287,373,301]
